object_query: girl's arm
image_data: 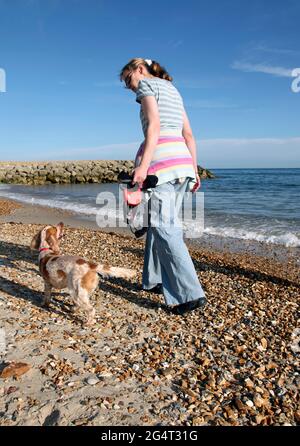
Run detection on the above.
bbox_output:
[182,107,201,192]
[182,107,198,173]
[133,96,160,186]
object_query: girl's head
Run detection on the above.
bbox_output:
[119,58,173,91]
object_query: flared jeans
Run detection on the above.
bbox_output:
[142,177,206,306]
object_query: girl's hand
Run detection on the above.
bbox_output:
[132,165,148,188]
[191,173,201,193]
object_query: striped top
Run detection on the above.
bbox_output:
[135,129,197,187]
[135,78,196,187]
[136,77,184,135]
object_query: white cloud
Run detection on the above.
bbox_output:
[0,68,6,93]
[199,137,300,146]
[197,137,300,168]
[253,44,300,57]
[170,40,184,48]
[19,137,300,168]
[232,61,294,78]
[17,137,299,169]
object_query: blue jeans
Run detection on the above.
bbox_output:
[142,178,206,306]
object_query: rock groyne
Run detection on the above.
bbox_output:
[0,160,215,185]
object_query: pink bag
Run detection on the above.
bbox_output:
[123,187,142,206]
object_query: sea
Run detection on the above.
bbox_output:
[0,168,299,256]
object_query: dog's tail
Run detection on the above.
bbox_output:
[96,263,136,279]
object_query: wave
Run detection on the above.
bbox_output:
[181,221,300,247]
[201,225,300,248]
[0,190,124,220]
[1,189,299,248]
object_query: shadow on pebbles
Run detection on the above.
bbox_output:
[0,222,299,426]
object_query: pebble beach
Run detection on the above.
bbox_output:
[0,198,299,426]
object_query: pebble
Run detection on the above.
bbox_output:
[0,218,298,426]
[86,377,99,386]
[245,400,254,408]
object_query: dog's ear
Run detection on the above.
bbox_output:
[56,222,64,240]
[40,226,50,246]
[30,230,42,250]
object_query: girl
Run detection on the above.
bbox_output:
[120,58,206,315]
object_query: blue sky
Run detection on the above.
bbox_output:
[0,0,299,168]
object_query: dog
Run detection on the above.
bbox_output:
[30,222,136,325]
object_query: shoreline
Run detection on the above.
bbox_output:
[0,197,299,271]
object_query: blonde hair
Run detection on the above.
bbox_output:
[119,58,173,82]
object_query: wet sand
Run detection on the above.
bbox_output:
[1,197,299,267]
